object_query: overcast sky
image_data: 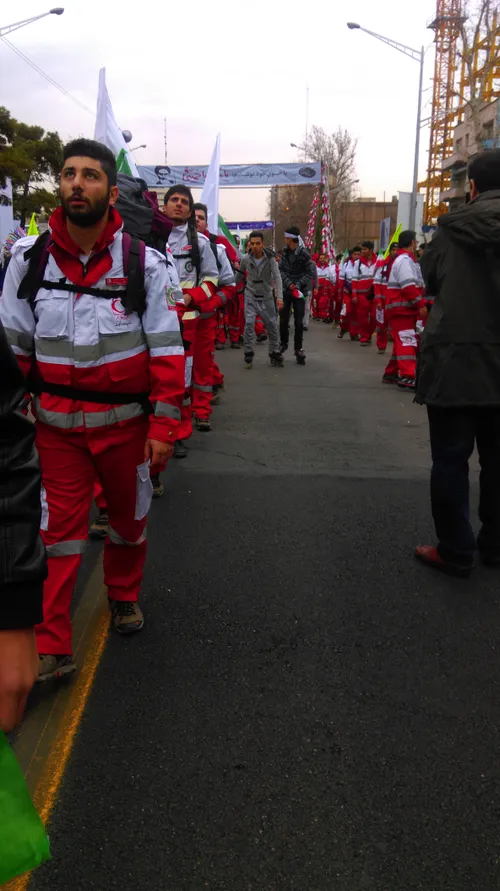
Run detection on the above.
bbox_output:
[2,0,437,220]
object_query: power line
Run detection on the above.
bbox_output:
[1,35,95,117]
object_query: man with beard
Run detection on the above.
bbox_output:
[0,139,185,680]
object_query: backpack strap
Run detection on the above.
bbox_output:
[122,233,147,317]
[209,234,222,272]
[187,218,201,285]
[17,230,53,307]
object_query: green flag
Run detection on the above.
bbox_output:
[116,148,133,177]
[0,732,51,884]
[27,213,39,237]
[384,223,402,259]
[217,214,237,248]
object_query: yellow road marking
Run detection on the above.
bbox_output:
[5,581,110,891]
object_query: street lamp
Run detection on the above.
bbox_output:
[130,144,147,151]
[0,9,64,37]
[347,22,424,232]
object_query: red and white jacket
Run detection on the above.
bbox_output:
[339,258,355,300]
[385,249,426,318]
[167,223,219,324]
[352,254,377,301]
[316,263,337,288]
[0,207,185,443]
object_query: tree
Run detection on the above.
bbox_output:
[0,107,63,228]
[457,0,500,148]
[298,125,358,201]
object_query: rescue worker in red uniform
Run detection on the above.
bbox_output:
[338,246,361,340]
[352,240,378,345]
[0,139,185,680]
[383,230,427,390]
[163,187,219,453]
[314,252,337,322]
[373,242,399,354]
[193,203,236,427]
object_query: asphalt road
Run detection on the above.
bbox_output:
[27,324,500,891]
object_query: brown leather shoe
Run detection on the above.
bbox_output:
[415,545,473,578]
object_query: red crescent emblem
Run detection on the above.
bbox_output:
[111,298,125,315]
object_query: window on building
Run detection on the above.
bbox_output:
[456,138,463,151]
[483,121,494,140]
[465,133,470,148]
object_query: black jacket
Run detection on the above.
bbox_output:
[416,190,500,407]
[0,323,46,629]
[279,245,314,295]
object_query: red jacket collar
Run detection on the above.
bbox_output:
[48,205,123,257]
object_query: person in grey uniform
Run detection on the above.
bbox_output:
[237,231,284,368]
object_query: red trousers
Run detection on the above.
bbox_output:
[340,293,359,337]
[333,290,343,324]
[192,315,216,421]
[357,295,376,344]
[36,417,150,655]
[178,315,198,441]
[384,314,419,379]
[227,290,244,343]
[316,282,335,320]
[216,309,227,345]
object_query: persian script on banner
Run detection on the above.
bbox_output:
[137,163,322,189]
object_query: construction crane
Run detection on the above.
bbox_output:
[422,0,500,225]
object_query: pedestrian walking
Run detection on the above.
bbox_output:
[278,226,314,365]
[237,231,284,369]
[415,149,500,577]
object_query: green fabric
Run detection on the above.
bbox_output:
[0,732,51,884]
[217,215,237,248]
[116,148,133,177]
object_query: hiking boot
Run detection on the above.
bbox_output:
[151,474,164,498]
[270,351,284,367]
[195,417,212,432]
[108,599,144,635]
[89,509,109,540]
[173,439,188,459]
[256,333,268,343]
[37,654,76,683]
[231,342,241,350]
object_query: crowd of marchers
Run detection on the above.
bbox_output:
[0,138,320,696]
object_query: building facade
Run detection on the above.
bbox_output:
[441,98,500,210]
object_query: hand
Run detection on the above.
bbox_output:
[419,306,428,321]
[144,438,174,465]
[0,629,38,732]
[183,294,192,307]
[277,299,284,311]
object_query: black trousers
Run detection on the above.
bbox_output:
[427,406,500,563]
[279,293,305,352]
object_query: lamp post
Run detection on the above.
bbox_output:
[1,9,64,37]
[130,144,147,152]
[347,22,424,232]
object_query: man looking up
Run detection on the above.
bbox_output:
[0,139,185,679]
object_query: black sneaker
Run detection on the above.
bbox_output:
[151,474,164,498]
[280,343,289,354]
[256,333,268,343]
[295,349,306,365]
[244,351,254,369]
[195,417,212,432]
[270,351,284,367]
[173,439,188,459]
[397,376,416,390]
[89,509,109,540]
[382,373,398,385]
[337,330,345,339]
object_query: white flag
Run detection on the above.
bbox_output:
[94,68,138,178]
[201,134,221,235]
